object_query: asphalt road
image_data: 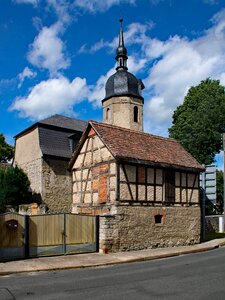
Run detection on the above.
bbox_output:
[0,247,225,300]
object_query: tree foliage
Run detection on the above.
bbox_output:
[0,165,30,211]
[169,79,225,165]
[0,133,14,162]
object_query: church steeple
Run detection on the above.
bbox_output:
[116,19,128,71]
[102,19,145,132]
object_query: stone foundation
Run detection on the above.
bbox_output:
[99,205,201,253]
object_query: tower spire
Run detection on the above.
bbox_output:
[116,18,128,71]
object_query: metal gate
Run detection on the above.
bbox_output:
[0,213,99,261]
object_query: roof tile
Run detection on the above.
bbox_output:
[90,121,203,171]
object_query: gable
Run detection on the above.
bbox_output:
[72,128,114,170]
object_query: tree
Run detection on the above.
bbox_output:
[0,133,14,162]
[0,165,30,211]
[169,79,225,165]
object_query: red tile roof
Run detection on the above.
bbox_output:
[90,121,203,172]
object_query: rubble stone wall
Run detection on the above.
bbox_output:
[42,158,72,213]
[99,205,201,253]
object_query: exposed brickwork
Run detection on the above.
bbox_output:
[137,166,145,183]
[99,174,108,203]
[88,128,96,137]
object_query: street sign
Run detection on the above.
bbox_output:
[200,165,216,205]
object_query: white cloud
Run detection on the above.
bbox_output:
[79,22,152,54]
[11,9,225,140]
[142,9,225,135]
[14,0,39,5]
[18,67,37,88]
[87,68,115,106]
[27,23,70,75]
[46,0,71,24]
[10,76,88,120]
[74,0,135,13]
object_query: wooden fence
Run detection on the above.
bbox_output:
[0,213,99,261]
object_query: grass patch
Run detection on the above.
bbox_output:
[205,232,225,241]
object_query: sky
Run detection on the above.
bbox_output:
[1,0,225,168]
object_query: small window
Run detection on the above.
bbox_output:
[155,215,163,224]
[106,108,110,120]
[134,106,138,122]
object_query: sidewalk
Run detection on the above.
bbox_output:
[1,239,225,276]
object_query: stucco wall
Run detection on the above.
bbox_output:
[42,158,72,213]
[14,128,43,195]
[99,205,201,253]
[14,128,42,164]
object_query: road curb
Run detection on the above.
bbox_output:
[0,240,224,276]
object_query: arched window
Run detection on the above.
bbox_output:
[106,108,110,120]
[134,106,138,123]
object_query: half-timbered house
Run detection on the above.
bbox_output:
[69,19,204,253]
[69,121,203,252]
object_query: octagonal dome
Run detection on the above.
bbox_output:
[102,69,144,103]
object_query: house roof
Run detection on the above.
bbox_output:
[38,114,86,132]
[16,114,87,160]
[69,121,203,171]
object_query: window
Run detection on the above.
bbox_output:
[165,170,175,203]
[106,108,110,120]
[154,215,163,224]
[134,106,138,122]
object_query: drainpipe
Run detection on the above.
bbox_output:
[223,134,225,232]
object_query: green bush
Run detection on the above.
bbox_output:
[0,165,30,211]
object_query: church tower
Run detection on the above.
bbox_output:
[102,19,145,131]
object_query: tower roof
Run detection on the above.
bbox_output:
[102,19,144,103]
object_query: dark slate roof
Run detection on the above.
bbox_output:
[102,70,144,103]
[16,114,87,159]
[38,114,86,132]
[38,127,82,159]
[69,121,203,171]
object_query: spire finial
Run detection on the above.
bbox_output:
[116,18,128,71]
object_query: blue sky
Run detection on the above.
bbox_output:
[1,0,225,168]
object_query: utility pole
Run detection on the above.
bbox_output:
[201,165,206,241]
[223,134,225,232]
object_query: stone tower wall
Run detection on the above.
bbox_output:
[102,96,143,131]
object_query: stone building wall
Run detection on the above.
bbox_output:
[15,158,42,196]
[99,205,201,253]
[42,158,72,213]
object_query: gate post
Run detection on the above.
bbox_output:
[63,213,67,255]
[96,216,99,252]
[24,215,29,259]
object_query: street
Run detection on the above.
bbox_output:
[0,247,225,300]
